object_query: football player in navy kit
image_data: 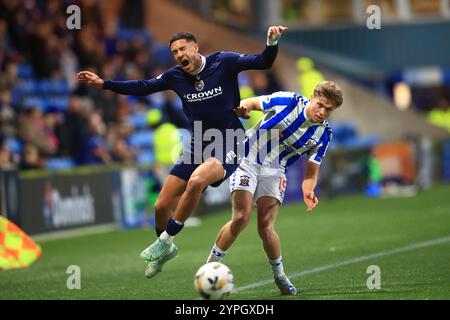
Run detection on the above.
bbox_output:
[76,25,287,278]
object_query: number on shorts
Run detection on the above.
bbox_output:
[278,177,286,192]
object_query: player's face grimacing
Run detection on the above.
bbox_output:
[307,96,336,123]
[170,39,202,73]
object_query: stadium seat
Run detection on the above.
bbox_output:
[128,130,154,148]
[19,80,36,94]
[5,138,23,155]
[342,135,384,149]
[442,140,450,181]
[36,80,51,94]
[137,149,155,165]
[125,113,148,129]
[23,96,46,110]
[45,157,75,170]
[17,64,34,79]
[331,122,357,145]
[116,28,153,45]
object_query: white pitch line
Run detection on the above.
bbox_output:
[233,235,450,293]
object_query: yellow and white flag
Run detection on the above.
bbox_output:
[0,216,42,270]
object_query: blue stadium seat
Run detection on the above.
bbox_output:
[331,122,357,145]
[5,138,23,155]
[23,96,46,110]
[153,44,172,67]
[45,157,75,170]
[137,149,154,165]
[36,80,51,94]
[442,140,450,181]
[341,135,384,149]
[128,130,154,148]
[116,28,152,44]
[52,80,70,94]
[19,80,36,94]
[125,113,148,129]
[47,96,69,111]
[17,64,34,79]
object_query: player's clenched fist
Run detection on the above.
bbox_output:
[76,71,104,89]
[267,25,288,46]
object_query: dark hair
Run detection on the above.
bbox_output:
[169,32,197,46]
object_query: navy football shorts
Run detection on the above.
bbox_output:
[169,156,240,188]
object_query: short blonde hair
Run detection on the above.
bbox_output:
[313,81,343,108]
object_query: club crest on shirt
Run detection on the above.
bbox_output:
[306,138,318,149]
[194,79,205,91]
[239,175,250,187]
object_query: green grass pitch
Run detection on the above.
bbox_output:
[1,184,450,300]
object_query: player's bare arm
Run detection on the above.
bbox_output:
[234,97,263,119]
[76,71,104,89]
[302,161,320,212]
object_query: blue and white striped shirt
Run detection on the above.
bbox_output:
[244,91,333,173]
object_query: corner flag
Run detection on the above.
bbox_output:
[0,216,42,270]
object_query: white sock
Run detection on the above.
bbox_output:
[269,256,285,278]
[206,244,226,263]
[159,231,174,245]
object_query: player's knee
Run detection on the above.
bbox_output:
[154,199,171,214]
[186,175,207,193]
[231,211,251,232]
[257,222,275,240]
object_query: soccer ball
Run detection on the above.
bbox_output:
[194,262,234,300]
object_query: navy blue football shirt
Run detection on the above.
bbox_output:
[103,45,278,136]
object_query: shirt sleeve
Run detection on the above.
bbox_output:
[307,129,332,165]
[102,73,170,96]
[221,45,278,73]
[259,91,297,113]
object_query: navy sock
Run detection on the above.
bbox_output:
[166,218,184,236]
[155,228,164,237]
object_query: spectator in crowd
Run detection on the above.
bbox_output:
[84,111,111,164]
[28,19,60,79]
[0,88,15,138]
[63,95,88,164]
[43,108,60,153]
[0,143,12,168]
[111,138,135,164]
[20,143,41,170]
[0,62,18,91]
[17,107,57,156]
[251,70,283,96]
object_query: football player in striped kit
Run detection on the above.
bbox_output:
[207,81,343,295]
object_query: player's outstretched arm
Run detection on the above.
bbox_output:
[234,97,263,119]
[233,26,288,71]
[76,71,169,96]
[302,161,320,212]
[76,71,104,89]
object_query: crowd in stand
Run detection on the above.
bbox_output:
[0,0,284,171]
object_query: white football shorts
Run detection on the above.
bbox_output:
[229,159,287,206]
